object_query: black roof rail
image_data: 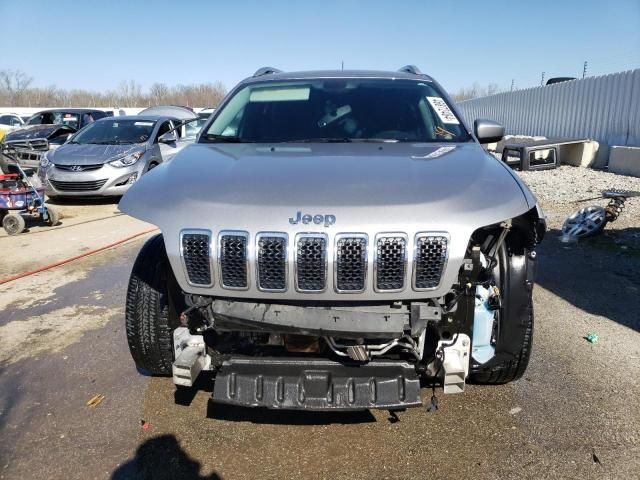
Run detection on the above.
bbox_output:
[397,65,422,75]
[253,67,283,77]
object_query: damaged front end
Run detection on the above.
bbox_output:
[169,206,544,410]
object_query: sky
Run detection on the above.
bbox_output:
[2,0,639,94]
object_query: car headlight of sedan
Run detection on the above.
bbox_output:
[40,151,51,168]
[109,151,145,168]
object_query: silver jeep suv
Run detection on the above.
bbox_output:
[120,66,545,411]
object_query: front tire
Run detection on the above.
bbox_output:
[3,213,26,235]
[469,244,535,384]
[125,234,181,375]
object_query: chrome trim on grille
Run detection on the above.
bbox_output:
[412,232,449,291]
[255,232,288,293]
[334,233,368,294]
[294,233,328,293]
[218,230,250,290]
[179,229,214,287]
[373,233,408,293]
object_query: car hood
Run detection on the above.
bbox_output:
[5,124,75,141]
[120,142,534,229]
[49,143,145,165]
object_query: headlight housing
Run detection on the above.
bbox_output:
[40,151,51,168]
[109,151,145,168]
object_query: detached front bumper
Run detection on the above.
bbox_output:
[41,162,144,197]
[211,357,422,411]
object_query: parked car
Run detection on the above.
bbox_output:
[0,108,110,172]
[39,113,197,198]
[0,113,25,134]
[119,66,545,411]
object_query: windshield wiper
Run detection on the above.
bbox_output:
[204,134,244,143]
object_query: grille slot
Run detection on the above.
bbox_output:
[219,232,249,289]
[49,179,107,191]
[257,234,287,292]
[335,235,368,292]
[296,235,327,292]
[375,235,407,291]
[414,234,448,290]
[181,232,212,286]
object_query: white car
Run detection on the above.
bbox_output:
[0,113,25,134]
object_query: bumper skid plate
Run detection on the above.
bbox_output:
[211,357,422,410]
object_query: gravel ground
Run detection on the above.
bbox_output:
[515,165,640,250]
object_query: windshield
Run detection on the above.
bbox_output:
[184,118,206,138]
[202,79,470,143]
[70,119,156,145]
[28,111,81,129]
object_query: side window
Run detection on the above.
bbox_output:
[11,116,22,126]
[171,121,183,139]
[0,115,10,125]
[155,121,172,142]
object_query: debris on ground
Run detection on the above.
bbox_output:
[86,394,105,408]
[585,333,599,344]
[140,419,150,430]
[509,406,522,415]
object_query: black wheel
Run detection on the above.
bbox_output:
[3,212,26,235]
[470,244,534,384]
[44,205,60,226]
[125,234,183,375]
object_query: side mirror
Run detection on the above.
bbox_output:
[158,131,177,144]
[474,119,505,144]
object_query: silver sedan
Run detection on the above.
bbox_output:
[39,114,198,198]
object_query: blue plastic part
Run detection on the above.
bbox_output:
[472,285,496,364]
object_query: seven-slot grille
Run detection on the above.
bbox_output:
[219,233,249,289]
[180,231,448,293]
[414,235,448,289]
[181,232,212,286]
[257,234,287,291]
[375,235,407,291]
[335,236,368,292]
[296,235,327,292]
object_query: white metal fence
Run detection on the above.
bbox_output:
[457,69,640,161]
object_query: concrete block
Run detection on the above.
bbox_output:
[559,140,600,167]
[608,146,640,178]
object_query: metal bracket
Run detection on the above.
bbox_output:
[172,327,211,387]
[439,333,471,394]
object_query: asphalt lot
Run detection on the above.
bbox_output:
[1,180,639,479]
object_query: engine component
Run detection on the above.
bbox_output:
[440,333,471,394]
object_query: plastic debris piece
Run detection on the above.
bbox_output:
[426,394,439,413]
[509,406,522,415]
[585,333,599,344]
[140,419,150,430]
[86,394,105,408]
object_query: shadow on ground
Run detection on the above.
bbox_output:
[536,228,640,332]
[112,434,222,480]
[206,401,377,425]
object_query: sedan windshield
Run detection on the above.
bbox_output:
[203,79,470,143]
[70,119,156,145]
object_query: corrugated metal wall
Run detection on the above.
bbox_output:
[457,69,640,149]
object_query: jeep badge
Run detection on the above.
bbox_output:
[289,211,336,227]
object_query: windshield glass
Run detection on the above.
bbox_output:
[184,118,206,138]
[28,111,80,129]
[70,119,156,145]
[203,79,470,143]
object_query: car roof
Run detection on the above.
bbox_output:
[95,115,177,122]
[241,69,435,85]
[33,108,106,114]
[138,105,197,120]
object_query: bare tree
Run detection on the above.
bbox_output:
[0,69,34,106]
[452,82,503,102]
[0,70,227,108]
